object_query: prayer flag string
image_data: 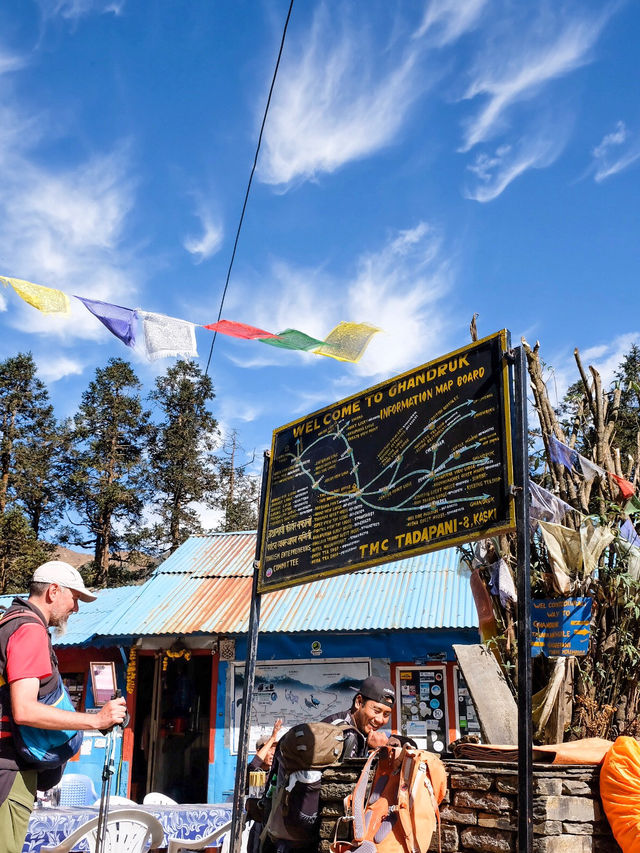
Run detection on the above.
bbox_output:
[0,273,381,364]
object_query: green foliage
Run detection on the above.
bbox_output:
[0,353,262,587]
[148,359,219,553]
[62,358,151,586]
[0,352,60,523]
[12,405,66,537]
[0,507,55,594]
[611,343,640,463]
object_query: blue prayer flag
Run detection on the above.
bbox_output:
[548,435,579,473]
[75,296,137,348]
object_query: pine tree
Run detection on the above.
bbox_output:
[62,359,151,586]
[216,430,259,532]
[13,406,66,537]
[611,343,640,471]
[0,508,54,594]
[0,353,55,514]
[148,359,219,553]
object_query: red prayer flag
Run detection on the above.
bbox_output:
[203,319,278,339]
[610,473,636,500]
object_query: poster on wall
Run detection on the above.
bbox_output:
[230,658,371,754]
[395,666,449,753]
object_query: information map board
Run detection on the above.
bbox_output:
[258,330,515,593]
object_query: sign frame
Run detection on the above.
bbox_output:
[258,330,516,593]
[89,661,117,706]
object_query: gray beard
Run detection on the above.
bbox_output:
[52,620,68,638]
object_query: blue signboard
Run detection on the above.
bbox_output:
[531,597,592,657]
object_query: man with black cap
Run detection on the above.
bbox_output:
[0,561,127,853]
[322,675,396,758]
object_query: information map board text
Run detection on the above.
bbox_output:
[258,330,515,592]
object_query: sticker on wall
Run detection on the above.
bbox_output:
[311,641,323,656]
[456,669,482,739]
[394,665,449,753]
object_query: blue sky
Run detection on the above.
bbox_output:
[0,0,639,500]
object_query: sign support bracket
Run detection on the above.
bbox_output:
[229,451,271,853]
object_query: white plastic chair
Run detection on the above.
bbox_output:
[40,808,164,853]
[143,791,178,805]
[92,794,138,807]
[58,773,98,807]
[167,818,232,853]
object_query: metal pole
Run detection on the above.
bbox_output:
[513,345,533,853]
[229,451,271,853]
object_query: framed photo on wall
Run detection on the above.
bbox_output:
[89,661,117,706]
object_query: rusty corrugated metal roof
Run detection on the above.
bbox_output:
[0,586,139,647]
[96,534,477,636]
[153,531,256,577]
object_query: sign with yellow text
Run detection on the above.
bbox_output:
[531,597,592,657]
[258,330,515,592]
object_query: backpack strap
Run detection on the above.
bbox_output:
[352,745,405,849]
[348,746,381,842]
[0,612,43,686]
[0,611,41,628]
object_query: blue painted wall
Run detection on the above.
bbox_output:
[208,627,476,802]
[61,659,128,800]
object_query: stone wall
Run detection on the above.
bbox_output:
[318,758,621,853]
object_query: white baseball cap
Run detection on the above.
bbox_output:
[32,561,97,603]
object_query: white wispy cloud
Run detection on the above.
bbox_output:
[0,50,140,342]
[36,0,124,20]
[0,52,27,75]
[217,399,261,426]
[464,133,565,202]
[414,0,488,46]
[460,12,607,152]
[219,221,454,383]
[36,354,85,383]
[0,145,138,340]
[345,222,453,378]
[183,207,224,263]
[591,121,640,182]
[259,5,422,188]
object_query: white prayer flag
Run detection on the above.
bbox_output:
[137,310,198,361]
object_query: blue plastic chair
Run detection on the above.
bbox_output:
[58,773,98,806]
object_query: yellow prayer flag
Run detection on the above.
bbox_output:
[314,321,381,363]
[0,276,70,315]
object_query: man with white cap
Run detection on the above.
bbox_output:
[0,561,127,852]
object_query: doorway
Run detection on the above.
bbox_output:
[130,653,212,803]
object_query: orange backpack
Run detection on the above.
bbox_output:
[599,736,640,853]
[330,744,447,853]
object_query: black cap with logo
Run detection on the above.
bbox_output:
[358,675,396,708]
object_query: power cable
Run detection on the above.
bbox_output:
[205,0,295,375]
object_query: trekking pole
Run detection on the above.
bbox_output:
[95,727,115,853]
[95,690,130,853]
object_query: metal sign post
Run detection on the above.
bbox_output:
[229,451,271,853]
[513,345,533,853]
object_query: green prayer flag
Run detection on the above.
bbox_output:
[625,496,640,515]
[258,328,325,351]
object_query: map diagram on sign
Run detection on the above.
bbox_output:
[259,331,515,593]
[286,397,492,515]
